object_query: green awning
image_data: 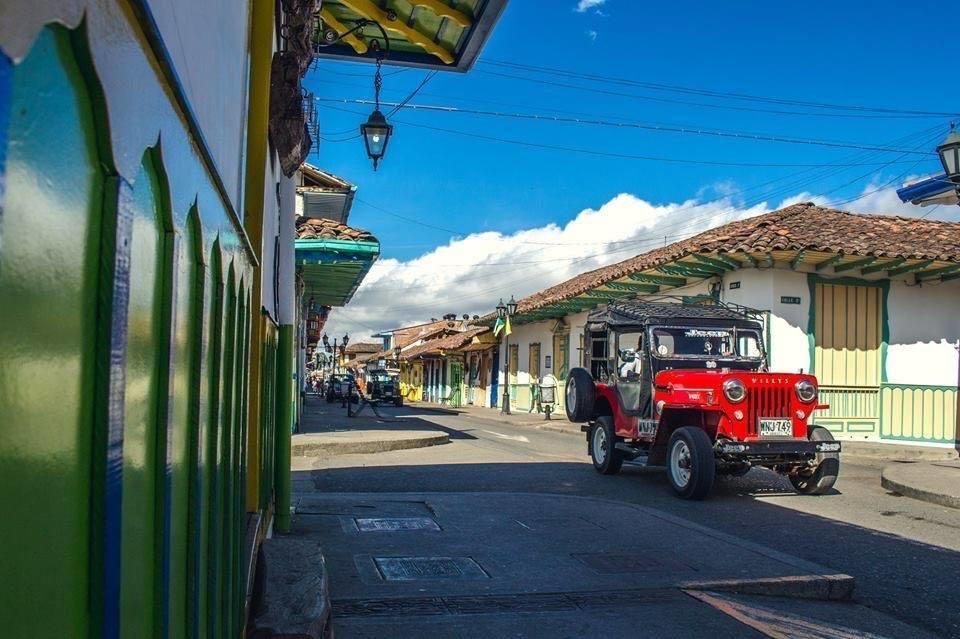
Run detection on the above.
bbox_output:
[296,237,380,306]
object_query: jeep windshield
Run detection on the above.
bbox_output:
[649,326,763,360]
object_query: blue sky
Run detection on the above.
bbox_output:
[304,0,959,338]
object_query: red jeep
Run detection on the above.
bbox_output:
[565,300,840,499]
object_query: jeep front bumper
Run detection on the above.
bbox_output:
[716,440,841,457]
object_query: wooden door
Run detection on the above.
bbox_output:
[812,281,883,437]
[529,343,541,382]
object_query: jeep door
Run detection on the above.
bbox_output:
[614,329,653,420]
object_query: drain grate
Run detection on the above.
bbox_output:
[374,556,489,581]
[332,588,678,618]
[355,517,441,532]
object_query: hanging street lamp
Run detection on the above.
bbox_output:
[937,126,960,184]
[314,16,393,170]
[359,48,392,170]
[361,108,393,170]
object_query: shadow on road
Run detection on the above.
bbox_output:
[295,459,960,638]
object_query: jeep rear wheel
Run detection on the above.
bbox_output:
[565,367,596,422]
[666,427,716,500]
[789,426,839,495]
[590,417,623,475]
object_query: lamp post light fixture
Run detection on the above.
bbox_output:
[497,297,517,415]
[937,125,960,185]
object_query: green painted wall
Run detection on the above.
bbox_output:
[0,27,101,638]
[0,22,266,639]
[120,149,167,638]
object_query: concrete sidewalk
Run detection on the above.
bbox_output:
[291,430,448,457]
[291,396,452,466]
[882,460,960,509]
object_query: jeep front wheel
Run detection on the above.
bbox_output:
[666,427,716,500]
[789,426,839,495]
[565,367,595,422]
[590,417,623,475]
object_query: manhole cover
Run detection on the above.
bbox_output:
[355,517,441,532]
[571,553,691,574]
[374,557,489,581]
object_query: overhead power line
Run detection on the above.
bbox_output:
[480,59,960,119]
[319,103,939,169]
[318,98,935,156]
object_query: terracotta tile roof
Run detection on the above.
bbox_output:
[379,319,469,356]
[295,216,377,242]
[513,203,960,315]
[345,341,381,354]
[401,327,488,360]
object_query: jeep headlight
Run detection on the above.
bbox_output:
[723,378,747,403]
[795,379,817,403]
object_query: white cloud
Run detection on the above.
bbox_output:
[586,29,598,41]
[575,0,606,13]
[324,185,942,342]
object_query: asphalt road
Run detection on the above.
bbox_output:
[295,403,960,638]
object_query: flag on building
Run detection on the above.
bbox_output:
[493,315,512,337]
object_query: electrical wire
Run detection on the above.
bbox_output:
[480,60,960,119]
[320,103,941,170]
[318,98,934,156]
[386,71,437,118]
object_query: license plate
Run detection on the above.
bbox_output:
[759,418,793,437]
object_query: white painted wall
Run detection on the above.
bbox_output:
[723,268,812,374]
[887,279,960,386]
[149,0,252,209]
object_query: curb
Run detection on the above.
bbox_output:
[291,432,449,456]
[251,537,331,639]
[681,573,855,601]
[881,467,960,510]
[457,411,583,436]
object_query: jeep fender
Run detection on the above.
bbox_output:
[649,407,722,466]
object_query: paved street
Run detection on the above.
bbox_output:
[291,400,960,638]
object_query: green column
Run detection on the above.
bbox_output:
[274,324,295,532]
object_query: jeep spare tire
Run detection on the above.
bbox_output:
[789,426,839,495]
[565,367,595,422]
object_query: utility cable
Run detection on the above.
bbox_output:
[318,98,934,156]
[480,60,960,119]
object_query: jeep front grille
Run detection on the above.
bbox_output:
[747,383,792,436]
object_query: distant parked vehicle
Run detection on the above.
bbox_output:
[326,374,359,404]
[368,369,403,406]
